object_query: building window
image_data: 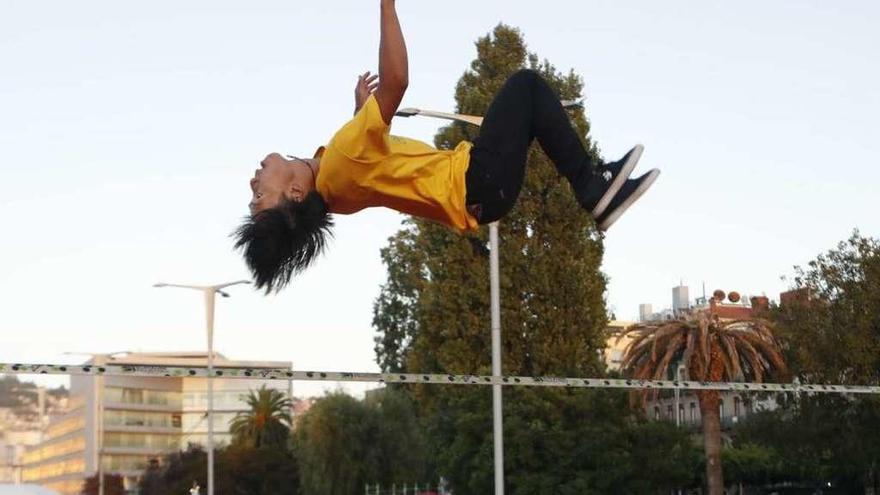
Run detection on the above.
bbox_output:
[105,387,181,407]
[654,406,660,420]
[719,399,724,420]
[690,403,696,423]
[678,404,684,424]
[734,396,741,417]
[666,405,673,420]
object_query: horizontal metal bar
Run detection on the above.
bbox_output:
[2,362,878,395]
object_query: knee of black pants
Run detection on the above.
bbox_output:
[466,146,528,224]
[506,68,540,88]
[476,195,516,224]
[466,174,520,224]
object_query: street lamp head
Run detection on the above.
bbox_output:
[213,280,251,290]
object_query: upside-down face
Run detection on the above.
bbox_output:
[248,153,316,215]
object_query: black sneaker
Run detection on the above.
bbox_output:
[596,169,660,231]
[583,144,644,218]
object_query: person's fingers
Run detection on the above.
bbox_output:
[368,82,379,92]
[365,74,379,84]
[362,70,370,79]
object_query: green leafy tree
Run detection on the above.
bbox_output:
[139,445,207,495]
[372,24,701,494]
[220,444,300,495]
[229,385,292,448]
[732,231,880,492]
[139,443,300,495]
[619,315,788,495]
[374,23,605,385]
[731,397,880,493]
[294,389,427,495]
[721,442,782,487]
[363,387,429,486]
[775,230,880,384]
[501,388,700,493]
[294,393,373,495]
[138,458,165,494]
[81,473,125,495]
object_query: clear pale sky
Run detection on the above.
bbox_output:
[2,1,878,396]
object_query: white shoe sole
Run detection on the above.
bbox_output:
[591,144,644,218]
[598,168,660,232]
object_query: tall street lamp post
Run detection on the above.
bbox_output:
[153,280,250,495]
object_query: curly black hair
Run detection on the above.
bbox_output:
[233,191,334,293]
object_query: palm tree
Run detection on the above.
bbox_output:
[230,386,292,448]
[618,313,787,495]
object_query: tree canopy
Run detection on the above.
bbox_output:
[726,230,880,492]
[371,24,699,494]
[293,389,427,495]
[775,230,880,384]
[229,385,292,449]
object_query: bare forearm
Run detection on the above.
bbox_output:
[371,0,409,124]
[379,0,408,88]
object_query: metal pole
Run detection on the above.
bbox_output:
[288,379,294,428]
[489,222,504,495]
[153,280,248,495]
[674,366,681,427]
[204,290,216,495]
[97,359,104,495]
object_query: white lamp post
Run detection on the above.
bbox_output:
[153,280,250,495]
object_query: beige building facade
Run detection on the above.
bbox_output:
[21,353,291,495]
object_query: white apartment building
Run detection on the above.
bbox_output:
[21,353,291,495]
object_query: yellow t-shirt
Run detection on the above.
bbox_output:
[315,94,479,232]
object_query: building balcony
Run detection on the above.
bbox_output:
[103,401,180,413]
[102,446,172,457]
[103,425,181,435]
[21,450,86,470]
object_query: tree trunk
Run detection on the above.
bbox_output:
[700,391,724,495]
[699,343,726,495]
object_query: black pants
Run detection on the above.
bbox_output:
[465,69,599,224]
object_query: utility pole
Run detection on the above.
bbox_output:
[489,222,504,495]
[154,280,250,495]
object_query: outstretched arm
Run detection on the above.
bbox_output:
[374,0,408,124]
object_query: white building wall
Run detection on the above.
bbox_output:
[23,353,292,495]
[672,285,690,313]
[638,304,653,322]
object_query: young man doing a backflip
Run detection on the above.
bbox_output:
[236,0,660,292]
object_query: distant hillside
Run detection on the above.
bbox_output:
[0,375,68,408]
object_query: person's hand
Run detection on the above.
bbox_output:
[354,71,379,114]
